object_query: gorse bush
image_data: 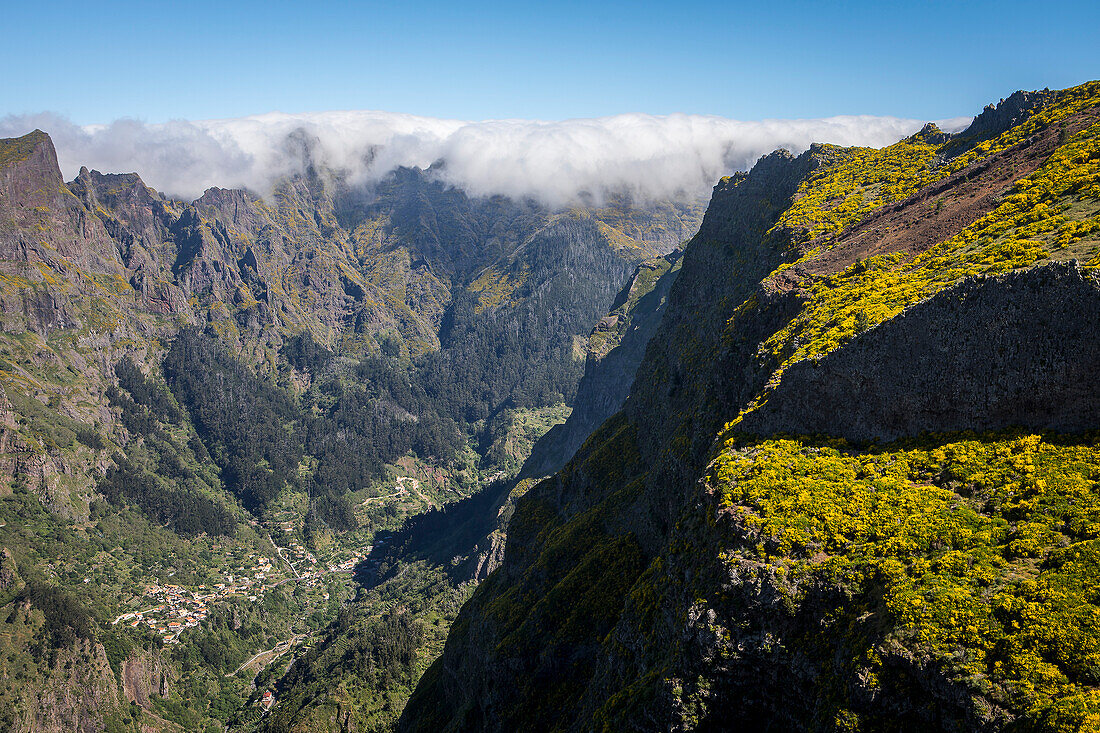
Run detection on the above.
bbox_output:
[728,82,1100,415]
[708,431,1100,730]
[773,126,944,247]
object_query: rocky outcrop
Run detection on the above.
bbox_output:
[0,132,127,334]
[13,638,121,733]
[739,262,1100,441]
[0,131,120,271]
[121,648,172,708]
[961,88,1056,142]
[0,548,22,601]
[401,83,1100,733]
[68,168,178,263]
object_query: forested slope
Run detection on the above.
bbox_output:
[0,126,703,731]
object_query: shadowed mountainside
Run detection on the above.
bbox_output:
[401,81,1100,733]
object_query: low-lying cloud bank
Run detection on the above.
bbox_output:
[0,110,972,206]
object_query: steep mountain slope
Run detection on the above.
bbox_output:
[255,476,535,733]
[0,127,704,731]
[250,226,702,732]
[0,126,700,513]
[401,81,1100,732]
[521,248,684,478]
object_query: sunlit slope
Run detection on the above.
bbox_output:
[402,82,1100,732]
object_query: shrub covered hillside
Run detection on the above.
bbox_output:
[401,81,1100,732]
[688,432,1100,730]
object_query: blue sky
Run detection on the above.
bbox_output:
[3,0,1097,123]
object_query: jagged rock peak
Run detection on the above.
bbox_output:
[0,129,64,192]
[0,129,56,169]
[195,186,261,207]
[695,146,817,243]
[963,88,1055,140]
[68,166,161,209]
[914,121,948,144]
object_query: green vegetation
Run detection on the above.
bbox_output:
[586,252,680,359]
[706,431,1100,731]
[482,402,572,474]
[165,329,306,512]
[0,129,49,168]
[259,564,468,733]
[468,264,530,313]
[5,385,105,453]
[732,82,1100,412]
[0,341,357,731]
[421,272,600,427]
[100,357,237,536]
[18,577,95,650]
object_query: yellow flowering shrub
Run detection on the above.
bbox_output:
[707,432,1100,729]
[730,84,1100,412]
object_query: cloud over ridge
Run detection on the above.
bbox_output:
[0,110,973,206]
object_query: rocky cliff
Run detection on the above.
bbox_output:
[521,249,684,478]
[738,262,1100,441]
[400,81,1100,732]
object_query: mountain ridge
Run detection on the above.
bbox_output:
[2,80,1098,732]
[0,125,704,731]
[400,80,1100,732]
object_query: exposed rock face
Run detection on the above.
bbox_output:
[739,262,1100,441]
[617,148,820,551]
[121,649,172,708]
[0,131,125,334]
[68,167,178,267]
[962,89,1056,142]
[0,547,21,598]
[521,250,683,478]
[401,84,1100,733]
[14,639,121,733]
[0,131,119,270]
[2,129,703,366]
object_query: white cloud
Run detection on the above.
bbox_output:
[0,110,973,207]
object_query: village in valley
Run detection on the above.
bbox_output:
[98,471,421,714]
[111,537,367,645]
